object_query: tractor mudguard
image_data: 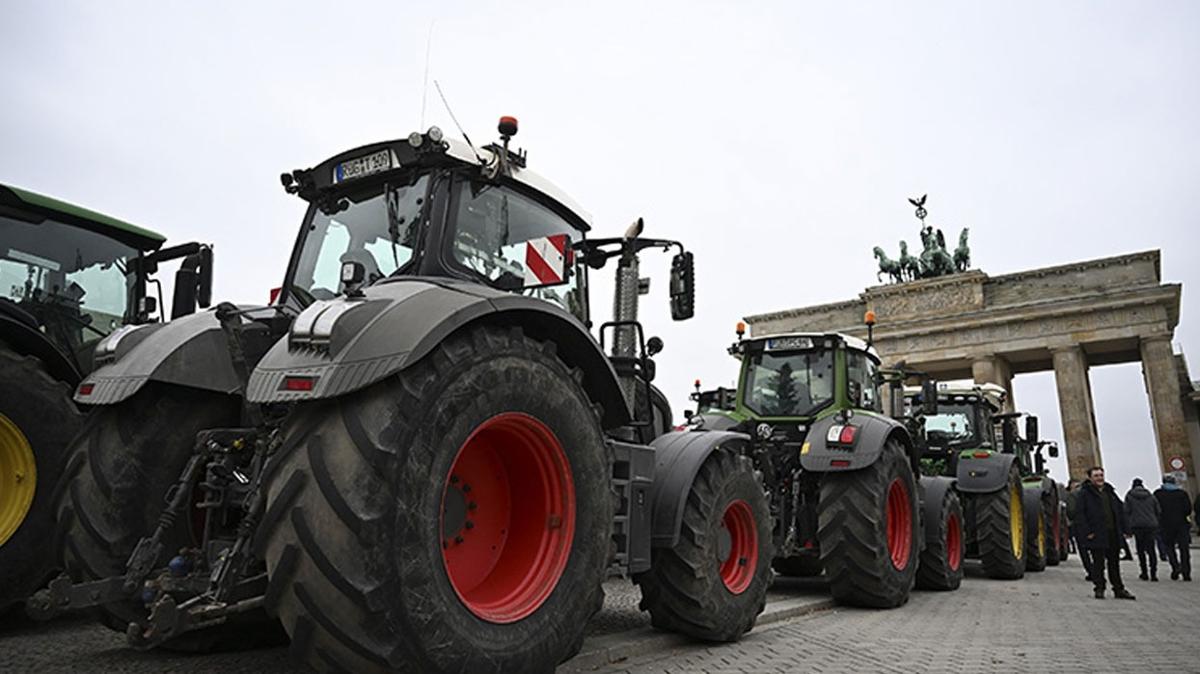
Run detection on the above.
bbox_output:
[245,276,629,428]
[0,312,80,385]
[919,475,957,545]
[646,430,750,548]
[799,412,911,473]
[75,306,271,405]
[954,452,1017,494]
[691,412,740,432]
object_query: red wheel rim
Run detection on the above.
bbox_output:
[718,499,758,594]
[440,413,575,623]
[946,512,962,571]
[885,478,913,570]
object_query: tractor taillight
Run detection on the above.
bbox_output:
[282,376,317,392]
[826,424,858,446]
[973,451,990,459]
[839,426,857,445]
[269,287,282,304]
[830,459,851,467]
[78,383,94,396]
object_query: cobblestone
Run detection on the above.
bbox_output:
[599,558,1200,673]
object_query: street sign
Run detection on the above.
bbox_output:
[1167,455,1186,471]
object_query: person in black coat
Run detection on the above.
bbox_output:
[1124,478,1161,581]
[1154,475,1192,581]
[1076,466,1136,599]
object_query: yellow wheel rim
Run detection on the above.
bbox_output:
[0,413,37,546]
[1037,512,1046,558]
[1009,484,1024,560]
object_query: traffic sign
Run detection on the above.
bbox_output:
[1167,455,1186,471]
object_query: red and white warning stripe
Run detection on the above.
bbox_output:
[524,234,568,286]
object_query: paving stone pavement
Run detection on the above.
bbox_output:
[596,557,1200,673]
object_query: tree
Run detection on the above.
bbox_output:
[771,362,798,415]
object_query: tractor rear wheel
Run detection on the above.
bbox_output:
[258,325,613,673]
[635,445,772,641]
[1024,490,1049,572]
[772,555,823,577]
[0,346,82,613]
[916,487,964,591]
[976,466,1026,580]
[818,440,919,608]
[54,384,278,649]
[1045,489,1062,567]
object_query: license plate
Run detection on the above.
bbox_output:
[334,149,393,183]
[766,336,814,351]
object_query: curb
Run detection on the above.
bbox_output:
[561,595,835,672]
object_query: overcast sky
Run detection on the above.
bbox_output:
[3,1,1197,490]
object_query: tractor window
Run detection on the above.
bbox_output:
[743,349,834,417]
[846,350,880,411]
[450,181,585,319]
[1,213,137,360]
[292,175,429,300]
[924,403,978,448]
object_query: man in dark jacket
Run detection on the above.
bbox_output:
[1124,478,1161,581]
[1076,466,1135,599]
[1154,475,1192,581]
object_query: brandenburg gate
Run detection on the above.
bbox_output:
[745,250,1193,490]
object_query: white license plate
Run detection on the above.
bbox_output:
[766,336,814,351]
[334,150,392,183]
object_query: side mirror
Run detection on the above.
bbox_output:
[646,336,664,356]
[196,245,213,308]
[1025,415,1039,444]
[171,257,199,319]
[669,251,694,321]
[684,409,694,420]
[642,357,657,382]
[1048,443,1060,458]
[920,379,938,416]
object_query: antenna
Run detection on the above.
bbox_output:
[419,21,436,129]
[434,80,482,163]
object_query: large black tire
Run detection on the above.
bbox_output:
[258,325,614,673]
[975,466,1026,580]
[1045,487,1062,567]
[54,383,279,650]
[635,445,772,642]
[0,345,82,613]
[772,555,823,577]
[915,487,964,591]
[818,440,920,608]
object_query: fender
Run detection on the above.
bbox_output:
[955,451,1017,494]
[646,429,751,548]
[919,475,957,545]
[246,277,629,428]
[75,306,271,405]
[800,412,913,473]
[691,412,740,432]
[0,313,80,386]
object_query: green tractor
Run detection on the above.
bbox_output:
[682,320,964,607]
[0,183,211,612]
[30,118,775,670]
[908,383,1064,578]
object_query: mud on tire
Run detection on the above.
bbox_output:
[975,465,1026,580]
[915,487,964,592]
[0,346,82,613]
[818,440,919,608]
[258,325,613,673]
[54,384,279,649]
[635,444,772,642]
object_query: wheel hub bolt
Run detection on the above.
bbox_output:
[455,536,464,544]
[465,521,474,530]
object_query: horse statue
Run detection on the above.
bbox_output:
[953,227,970,272]
[919,230,955,278]
[873,246,903,284]
[898,240,920,281]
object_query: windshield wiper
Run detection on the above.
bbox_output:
[385,184,402,268]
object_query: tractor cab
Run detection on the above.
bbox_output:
[0,183,211,380]
[277,121,594,324]
[904,383,1004,475]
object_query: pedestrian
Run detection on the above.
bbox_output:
[1066,480,1093,580]
[1154,475,1192,581]
[1124,478,1161,581]
[1075,466,1135,599]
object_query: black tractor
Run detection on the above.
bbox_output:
[0,183,210,613]
[31,119,774,671]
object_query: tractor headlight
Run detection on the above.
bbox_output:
[408,132,424,148]
[427,126,444,143]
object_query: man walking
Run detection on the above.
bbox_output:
[1076,466,1135,599]
[1124,478,1160,581]
[1154,475,1192,581]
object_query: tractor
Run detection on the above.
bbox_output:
[0,182,211,612]
[680,317,964,607]
[30,119,774,671]
[907,383,1065,577]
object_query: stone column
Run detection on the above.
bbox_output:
[1140,335,1194,495]
[972,354,1015,412]
[1051,346,1102,481]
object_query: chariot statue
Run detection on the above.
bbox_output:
[873,195,970,283]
